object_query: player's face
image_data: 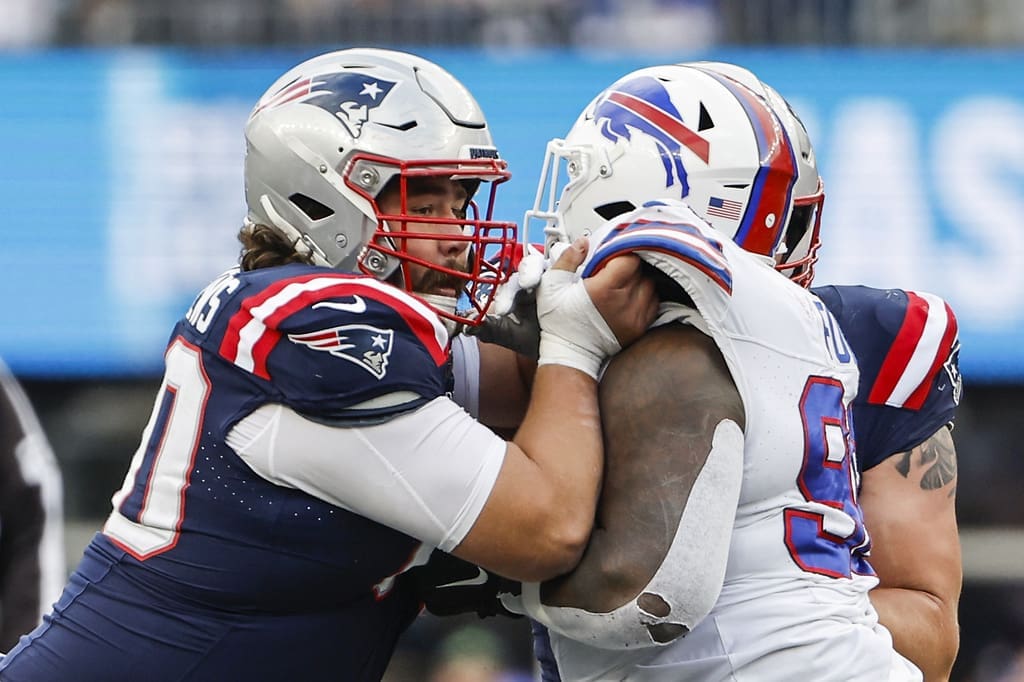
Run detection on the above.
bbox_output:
[375,176,472,297]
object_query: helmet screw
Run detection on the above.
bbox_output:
[319,164,328,174]
[366,253,386,272]
[567,161,579,176]
[358,168,380,188]
[765,213,776,228]
[336,234,348,248]
[599,165,609,177]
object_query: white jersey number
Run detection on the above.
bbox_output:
[103,338,209,560]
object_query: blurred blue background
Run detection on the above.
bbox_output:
[2,1,1023,680]
[1,48,1022,379]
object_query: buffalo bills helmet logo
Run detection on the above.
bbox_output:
[254,72,397,139]
[592,76,710,199]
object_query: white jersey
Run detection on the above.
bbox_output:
[543,201,921,681]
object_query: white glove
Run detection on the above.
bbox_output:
[467,245,546,358]
[490,245,546,316]
[536,266,620,379]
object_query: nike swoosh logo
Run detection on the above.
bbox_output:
[313,296,367,314]
[436,567,489,589]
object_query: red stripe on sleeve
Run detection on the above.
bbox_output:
[902,301,959,410]
[867,292,930,405]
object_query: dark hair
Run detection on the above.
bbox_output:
[237,223,313,271]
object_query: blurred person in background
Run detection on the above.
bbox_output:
[426,624,532,682]
[0,357,65,652]
[0,0,60,48]
[0,47,656,681]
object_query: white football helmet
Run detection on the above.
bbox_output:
[686,61,825,286]
[244,48,518,326]
[527,63,798,266]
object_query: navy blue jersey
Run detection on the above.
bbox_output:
[813,285,962,472]
[1,264,455,682]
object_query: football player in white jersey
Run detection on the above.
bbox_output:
[700,62,962,681]
[0,49,657,681]
[428,63,929,681]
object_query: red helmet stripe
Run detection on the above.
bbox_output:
[607,91,710,163]
[706,74,797,256]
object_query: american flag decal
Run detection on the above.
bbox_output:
[706,196,743,221]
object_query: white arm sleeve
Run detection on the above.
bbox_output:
[226,396,505,552]
[517,419,745,649]
[449,334,481,420]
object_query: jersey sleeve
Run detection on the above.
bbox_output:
[813,285,962,470]
[582,201,734,321]
[210,268,451,421]
[228,397,506,552]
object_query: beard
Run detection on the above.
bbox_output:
[412,258,471,296]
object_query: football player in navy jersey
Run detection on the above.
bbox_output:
[0,49,657,682]
[424,61,961,681]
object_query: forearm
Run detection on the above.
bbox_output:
[871,585,959,681]
[513,365,602,545]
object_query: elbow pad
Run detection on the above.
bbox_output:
[519,419,744,649]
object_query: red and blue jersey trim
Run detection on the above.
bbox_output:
[867,291,958,410]
[219,274,448,380]
[583,216,732,294]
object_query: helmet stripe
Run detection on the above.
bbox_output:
[606,91,711,164]
[707,74,797,257]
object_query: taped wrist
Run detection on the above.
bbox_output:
[536,269,619,379]
[519,419,745,649]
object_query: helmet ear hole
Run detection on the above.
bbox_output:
[289,193,335,221]
[595,201,636,221]
[783,205,812,257]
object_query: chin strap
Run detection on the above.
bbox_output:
[418,293,461,339]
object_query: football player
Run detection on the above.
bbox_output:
[716,63,962,681]
[0,49,657,681]
[435,62,953,681]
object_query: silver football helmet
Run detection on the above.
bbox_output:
[527,62,798,266]
[244,48,517,326]
[686,61,825,286]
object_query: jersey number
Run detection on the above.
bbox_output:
[783,376,873,578]
[103,338,209,560]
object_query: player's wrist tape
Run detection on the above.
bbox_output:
[537,332,605,379]
[536,269,620,380]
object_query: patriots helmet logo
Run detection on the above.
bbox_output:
[289,323,395,379]
[254,72,397,139]
[943,338,963,406]
[592,75,711,200]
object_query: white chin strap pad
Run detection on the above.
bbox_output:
[518,418,744,649]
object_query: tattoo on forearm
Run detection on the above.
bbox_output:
[892,431,957,492]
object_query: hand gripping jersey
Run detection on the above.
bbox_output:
[536,200,920,681]
[813,285,961,471]
[0,263,511,682]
